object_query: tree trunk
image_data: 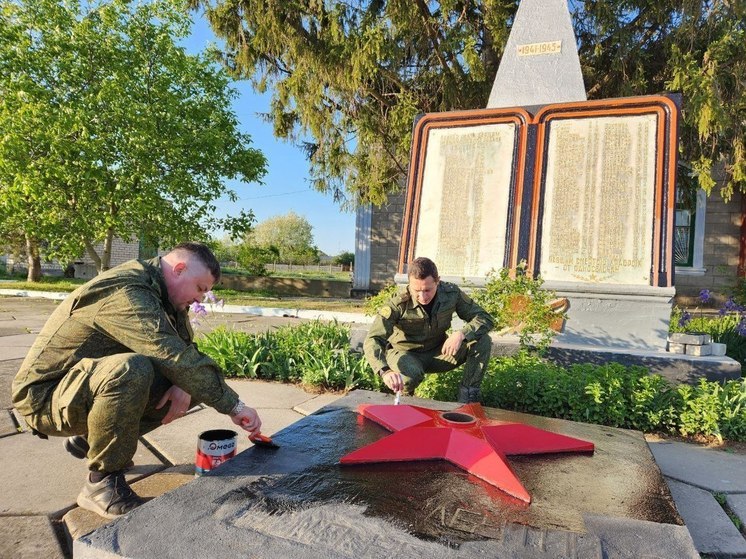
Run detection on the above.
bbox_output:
[100,229,114,272]
[84,239,102,273]
[24,235,41,282]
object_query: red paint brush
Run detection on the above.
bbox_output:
[249,433,280,449]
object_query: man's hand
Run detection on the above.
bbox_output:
[382,370,404,393]
[156,386,192,424]
[442,331,466,357]
[231,406,262,437]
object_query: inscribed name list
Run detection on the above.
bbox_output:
[415,123,515,277]
[539,114,657,284]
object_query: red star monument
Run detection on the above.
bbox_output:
[340,403,594,503]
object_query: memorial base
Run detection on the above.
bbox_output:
[542,281,675,351]
[75,391,698,559]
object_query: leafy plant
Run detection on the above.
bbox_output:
[471,263,565,351]
[364,283,400,316]
[197,320,746,442]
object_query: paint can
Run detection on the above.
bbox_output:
[195,429,237,476]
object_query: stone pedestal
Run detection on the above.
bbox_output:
[75,391,698,559]
[544,281,675,351]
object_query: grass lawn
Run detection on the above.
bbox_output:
[0,273,366,313]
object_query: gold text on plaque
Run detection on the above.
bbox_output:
[517,41,562,57]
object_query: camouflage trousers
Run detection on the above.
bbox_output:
[384,333,492,403]
[21,353,174,473]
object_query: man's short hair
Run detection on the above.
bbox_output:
[408,257,439,281]
[171,242,221,283]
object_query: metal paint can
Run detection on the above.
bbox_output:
[195,429,237,476]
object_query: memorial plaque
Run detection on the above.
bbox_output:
[415,123,516,277]
[539,114,658,284]
[399,109,530,279]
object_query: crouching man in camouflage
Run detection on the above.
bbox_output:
[364,257,494,403]
[12,242,262,519]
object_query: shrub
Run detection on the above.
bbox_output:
[197,321,377,391]
[198,322,746,442]
[363,283,400,316]
[471,264,565,351]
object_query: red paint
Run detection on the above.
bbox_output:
[340,403,594,503]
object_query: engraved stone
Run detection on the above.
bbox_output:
[539,115,658,285]
[415,123,515,277]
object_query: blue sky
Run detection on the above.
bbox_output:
[183,16,356,257]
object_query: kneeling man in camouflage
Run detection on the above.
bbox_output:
[364,257,494,403]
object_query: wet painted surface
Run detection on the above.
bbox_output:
[78,391,699,559]
[213,398,682,545]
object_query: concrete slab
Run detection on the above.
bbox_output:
[0,333,37,360]
[726,493,746,529]
[0,431,164,517]
[0,515,66,559]
[0,359,23,408]
[582,514,698,559]
[665,478,746,556]
[649,440,746,492]
[226,378,320,409]
[64,464,195,542]
[293,392,345,416]
[0,409,18,437]
[141,405,303,466]
[75,390,697,559]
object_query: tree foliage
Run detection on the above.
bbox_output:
[192,0,746,204]
[0,0,267,274]
[248,211,318,264]
[191,0,511,206]
[575,1,746,201]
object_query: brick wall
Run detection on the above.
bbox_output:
[4,237,141,278]
[676,190,743,302]
[74,237,140,267]
[369,189,405,290]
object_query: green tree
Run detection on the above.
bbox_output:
[192,0,745,204]
[249,211,318,265]
[333,251,355,267]
[191,0,511,206]
[575,1,746,201]
[0,0,267,277]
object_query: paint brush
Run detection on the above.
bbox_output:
[249,433,280,449]
[394,390,401,405]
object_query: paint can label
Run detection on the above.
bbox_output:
[195,429,237,476]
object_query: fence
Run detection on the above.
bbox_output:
[266,263,351,273]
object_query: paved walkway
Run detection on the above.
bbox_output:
[1,295,745,558]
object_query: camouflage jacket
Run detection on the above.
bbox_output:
[363,281,494,373]
[12,258,239,416]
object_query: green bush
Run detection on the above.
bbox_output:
[197,321,379,391]
[197,322,746,442]
[363,283,400,316]
[470,264,564,351]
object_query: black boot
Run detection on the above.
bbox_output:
[457,386,481,403]
[63,435,89,459]
[76,471,144,519]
